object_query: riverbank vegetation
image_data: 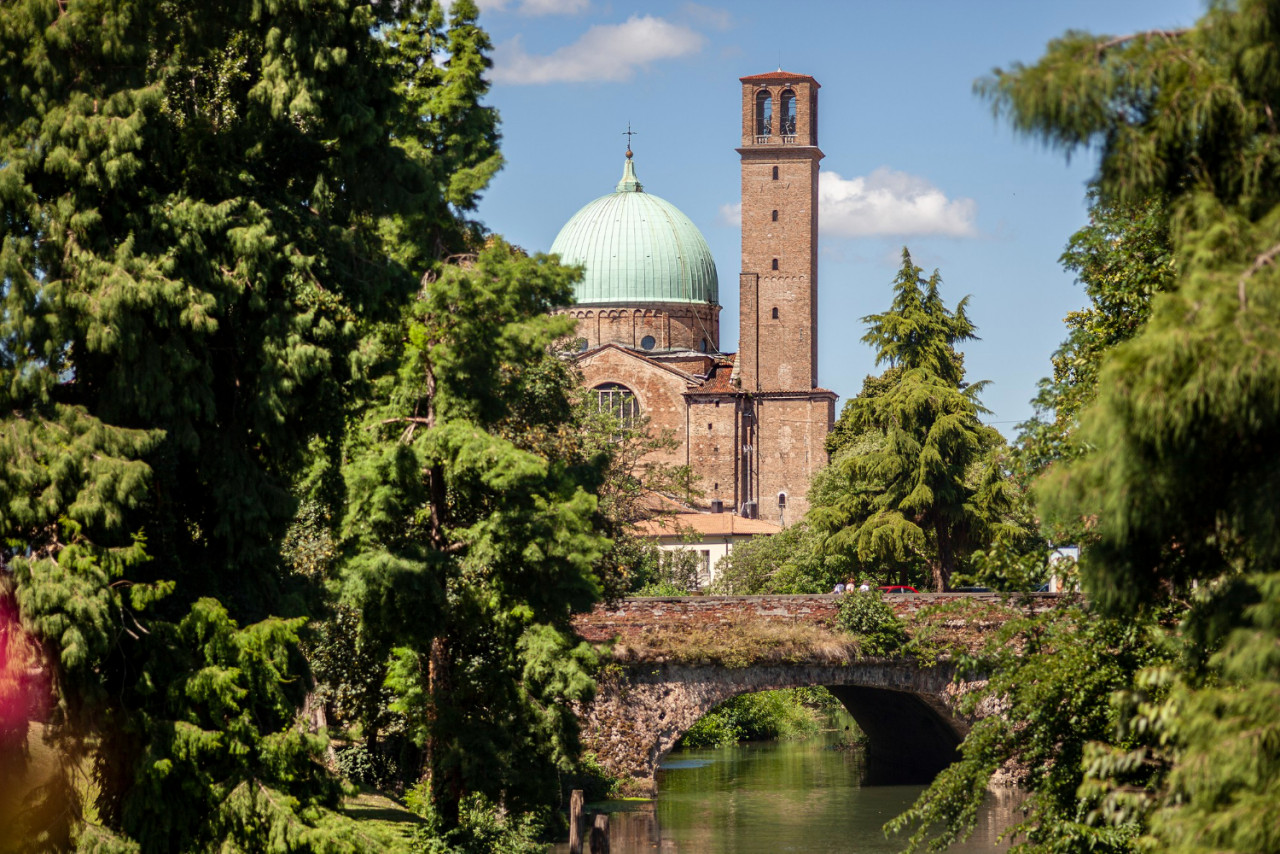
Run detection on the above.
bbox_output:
[678,688,840,749]
[890,1,1280,850]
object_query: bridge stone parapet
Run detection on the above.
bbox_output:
[574,592,1064,649]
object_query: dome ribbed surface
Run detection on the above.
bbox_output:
[551,157,719,306]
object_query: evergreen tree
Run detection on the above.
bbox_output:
[0,0,499,848]
[1012,193,1176,499]
[900,2,1280,849]
[338,243,608,830]
[811,250,1022,591]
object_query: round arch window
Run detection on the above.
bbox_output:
[640,335,656,350]
[594,383,639,427]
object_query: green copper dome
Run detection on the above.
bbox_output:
[551,155,719,306]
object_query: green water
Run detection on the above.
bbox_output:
[561,725,1016,853]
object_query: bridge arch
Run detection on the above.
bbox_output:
[581,659,968,794]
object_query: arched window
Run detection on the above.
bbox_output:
[771,307,779,319]
[771,166,779,180]
[595,383,639,427]
[779,89,797,136]
[700,338,709,352]
[771,209,778,222]
[777,492,787,508]
[771,258,779,271]
[755,89,772,137]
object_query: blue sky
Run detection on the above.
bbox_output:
[468,0,1204,435]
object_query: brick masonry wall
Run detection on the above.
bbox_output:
[558,302,720,352]
[750,393,834,524]
[738,76,821,393]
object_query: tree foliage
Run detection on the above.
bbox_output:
[897,2,1280,850]
[1012,192,1177,501]
[888,607,1173,854]
[811,250,1025,591]
[0,0,501,848]
[338,243,608,830]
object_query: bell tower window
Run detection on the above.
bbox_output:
[755,90,772,139]
[780,89,797,137]
[771,209,778,222]
[772,307,779,319]
[772,166,779,180]
[771,258,779,270]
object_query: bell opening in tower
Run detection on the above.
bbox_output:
[755,90,772,139]
[780,89,797,137]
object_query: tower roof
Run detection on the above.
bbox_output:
[550,154,719,306]
[740,70,820,86]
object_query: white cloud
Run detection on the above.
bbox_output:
[818,168,978,238]
[491,15,705,85]
[477,0,590,14]
[717,201,741,227]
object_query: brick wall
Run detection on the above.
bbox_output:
[558,302,720,353]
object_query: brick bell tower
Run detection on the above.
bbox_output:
[737,71,822,392]
[734,71,834,525]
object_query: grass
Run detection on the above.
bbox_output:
[605,616,862,667]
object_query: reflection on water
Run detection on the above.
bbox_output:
[556,723,1017,853]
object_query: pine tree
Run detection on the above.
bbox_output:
[0,0,499,848]
[811,250,1023,592]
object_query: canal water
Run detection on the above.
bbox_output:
[558,723,1016,853]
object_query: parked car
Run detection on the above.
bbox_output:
[952,586,992,593]
[877,585,919,594]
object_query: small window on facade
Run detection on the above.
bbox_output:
[771,258,779,271]
[772,307,779,319]
[780,89,797,136]
[640,335,656,350]
[595,383,639,427]
[700,338,709,352]
[755,89,772,137]
[772,166,779,180]
[771,209,778,222]
[778,492,787,508]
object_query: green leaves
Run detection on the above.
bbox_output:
[814,250,1025,590]
[337,244,609,825]
[2,0,508,848]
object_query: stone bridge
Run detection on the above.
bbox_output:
[571,593,1064,794]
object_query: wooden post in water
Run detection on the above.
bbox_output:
[568,789,584,854]
[589,813,610,854]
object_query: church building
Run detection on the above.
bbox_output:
[549,71,835,527]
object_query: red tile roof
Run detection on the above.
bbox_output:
[740,71,819,86]
[698,354,738,393]
[634,512,782,538]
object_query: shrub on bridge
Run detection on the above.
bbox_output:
[836,591,909,655]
